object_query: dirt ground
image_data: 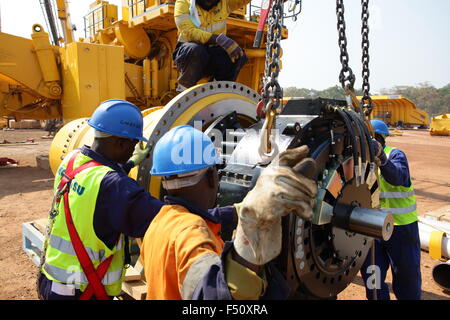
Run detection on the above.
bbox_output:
[0,128,449,300]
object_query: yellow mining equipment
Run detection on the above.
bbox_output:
[358,95,430,128]
[430,114,450,136]
[0,0,286,123]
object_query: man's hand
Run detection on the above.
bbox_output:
[371,139,387,167]
[215,33,244,63]
[233,146,318,266]
[129,142,151,167]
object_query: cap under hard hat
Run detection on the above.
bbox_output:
[88,99,148,142]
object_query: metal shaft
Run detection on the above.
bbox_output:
[333,204,394,241]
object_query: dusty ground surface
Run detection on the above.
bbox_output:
[0,128,449,300]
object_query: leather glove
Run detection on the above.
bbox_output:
[215,33,244,63]
[233,146,318,265]
[371,139,387,167]
[129,141,151,167]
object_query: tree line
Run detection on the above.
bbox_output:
[284,82,450,117]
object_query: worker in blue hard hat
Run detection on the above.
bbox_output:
[360,119,421,300]
[36,99,160,300]
[37,100,236,300]
[141,125,318,300]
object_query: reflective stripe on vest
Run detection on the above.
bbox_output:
[175,13,191,24]
[181,252,220,300]
[49,234,123,263]
[379,146,418,226]
[43,263,124,287]
[199,21,227,33]
[380,203,417,215]
[380,190,415,199]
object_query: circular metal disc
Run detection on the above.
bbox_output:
[136,81,260,197]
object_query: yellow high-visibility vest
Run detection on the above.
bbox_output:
[379,146,418,226]
[41,151,126,296]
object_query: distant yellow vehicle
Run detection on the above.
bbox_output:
[430,114,450,136]
[358,95,430,128]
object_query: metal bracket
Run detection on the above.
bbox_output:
[22,222,44,267]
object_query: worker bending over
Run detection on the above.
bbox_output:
[173,0,250,91]
[361,119,422,300]
[37,100,234,300]
[141,125,317,299]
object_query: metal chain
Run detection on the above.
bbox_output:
[361,0,373,116]
[258,0,284,157]
[285,0,302,21]
[262,0,284,113]
[336,0,356,92]
[36,188,64,299]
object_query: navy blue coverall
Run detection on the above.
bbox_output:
[360,148,422,300]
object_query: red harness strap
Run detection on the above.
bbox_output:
[59,152,115,300]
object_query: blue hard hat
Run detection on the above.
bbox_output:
[150,125,220,176]
[88,99,148,142]
[370,119,390,136]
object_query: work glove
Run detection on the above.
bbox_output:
[371,139,388,167]
[129,141,151,167]
[215,34,244,63]
[233,146,318,265]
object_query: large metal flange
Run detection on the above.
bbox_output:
[136,81,260,197]
[49,118,93,174]
[291,176,374,299]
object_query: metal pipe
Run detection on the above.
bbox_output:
[418,221,450,259]
[333,204,394,241]
[417,219,450,291]
[432,260,450,291]
[151,59,158,98]
[143,58,151,98]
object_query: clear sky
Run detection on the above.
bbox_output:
[1,0,449,93]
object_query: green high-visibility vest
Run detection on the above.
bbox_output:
[41,150,126,296]
[379,146,418,226]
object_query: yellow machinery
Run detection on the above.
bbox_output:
[430,114,450,136]
[358,95,430,128]
[0,0,285,123]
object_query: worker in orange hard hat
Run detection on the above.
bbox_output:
[172,0,250,91]
[141,125,318,299]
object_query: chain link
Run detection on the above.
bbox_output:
[336,0,356,92]
[361,0,373,115]
[262,0,284,114]
[258,0,284,157]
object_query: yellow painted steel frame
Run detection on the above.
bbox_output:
[60,42,125,122]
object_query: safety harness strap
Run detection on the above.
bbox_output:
[60,152,113,300]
